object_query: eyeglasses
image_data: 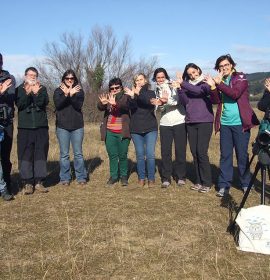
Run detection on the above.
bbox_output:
[219,63,231,69]
[110,85,121,91]
[65,77,74,81]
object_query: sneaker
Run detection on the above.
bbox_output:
[106,177,118,186]
[148,180,155,187]
[190,184,202,191]
[216,188,229,197]
[121,176,128,186]
[1,188,14,201]
[177,179,185,186]
[138,179,145,186]
[35,183,49,193]
[161,181,170,188]
[23,184,34,195]
[77,181,87,186]
[199,186,211,193]
[60,181,70,186]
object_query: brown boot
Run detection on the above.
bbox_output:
[35,183,49,193]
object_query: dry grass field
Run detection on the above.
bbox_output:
[1,109,270,279]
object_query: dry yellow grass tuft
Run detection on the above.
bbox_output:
[1,109,270,279]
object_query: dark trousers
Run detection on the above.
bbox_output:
[1,123,13,190]
[160,123,187,182]
[218,125,250,190]
[17,128,49,185]
[187,123,213,187]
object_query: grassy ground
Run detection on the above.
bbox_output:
[1,109,270,279]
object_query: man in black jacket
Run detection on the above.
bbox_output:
[16,67,49,195]
[0,53,15,200]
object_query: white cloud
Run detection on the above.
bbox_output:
[2,54,45,79]
[233,44,270,55]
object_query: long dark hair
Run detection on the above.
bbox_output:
[182,63,202,81]
[152,67,170,82]
[62,69,79,86]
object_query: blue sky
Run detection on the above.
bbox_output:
[1,0,270,77]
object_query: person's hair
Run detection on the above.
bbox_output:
[152,67,170,82]
[61,69,79,86]
[133,73,149,87]
[25,67,39,77]
[214,54,236,70]
[109,77,123,89]
[0,53,2,61]
[182,63,202,81]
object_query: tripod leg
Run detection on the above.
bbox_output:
[228,162,260,232]
[261,166,266,205]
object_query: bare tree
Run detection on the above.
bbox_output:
[36,25,158,121]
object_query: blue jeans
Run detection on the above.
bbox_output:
[0,160,6,193]
[56,127,87,183]
[218,125,250,190]
[131,131,158,181]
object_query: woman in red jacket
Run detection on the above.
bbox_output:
[206,54,259,197]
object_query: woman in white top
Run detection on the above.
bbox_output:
[151,68,186,187]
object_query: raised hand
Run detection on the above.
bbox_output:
[265,78,270,92]
[124,87,134,97]
[204,74,216,88]
[0,79,12,94]
[70,85,81,97]
[213,71,223,85]
[60,83,70,97]
[32,81,42,95]
[133,85,141,95]
[24,82,32,95]
[107,92,116,105]
[150,97,163,106]
[98,93,109,105]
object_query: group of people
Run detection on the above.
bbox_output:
[0,52,268,202]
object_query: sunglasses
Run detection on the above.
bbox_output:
[65,77,74,81]
[219,63,231,69]
[110,85,121,91]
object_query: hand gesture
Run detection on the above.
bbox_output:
[133,85,141,95]
[0,79,12,94]
[124,87,134,98]
[98,93,109,105]
[32,81,41,95]
[60,83,70,97]
[213,71,223,85]
[70,85,81,97]
[24,82,32,95]
[265,78,270,92]
[160,90,169,104]
[204,74,216,88]
[108,92,116,106]
[150,98,163,106]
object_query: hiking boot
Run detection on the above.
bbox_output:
[35,183,49,193]
[199,186,211,193]
[177,179,186,187]
[216,188,230,197]
[161,181,170,188]
[106,177,118,186]
[121,176,128,187]
[1,188,13,201]
[190,184,202,191]
[23,184,34,195]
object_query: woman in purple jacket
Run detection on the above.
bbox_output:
[206,54,259,197]
[177,63,214,193]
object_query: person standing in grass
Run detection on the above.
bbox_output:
[0,53,16,196]
[53,69,87,186]
[97,78,130,187]
[124,73,158,187]
[206,54,259,197]
[16,67,49,195]
[150,68,186,188]
[177,63,214,193]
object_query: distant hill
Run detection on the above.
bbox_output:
[246,72,270,96]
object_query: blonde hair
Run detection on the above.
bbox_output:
[133,73,148,87]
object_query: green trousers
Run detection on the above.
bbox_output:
[105,130,130,179]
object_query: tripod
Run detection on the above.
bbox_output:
[228,149,270,233]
